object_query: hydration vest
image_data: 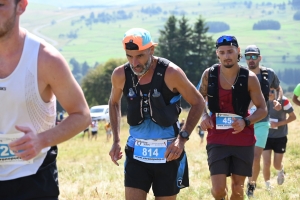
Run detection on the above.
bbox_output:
[207,64,251,117]
[259,67,270,102]
[123,57,182,128]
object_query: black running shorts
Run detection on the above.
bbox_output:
[206,144,254,177]
[264,136,287,153]
[0,161,59,200]
[124,145,189,197]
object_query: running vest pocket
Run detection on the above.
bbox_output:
[126,95,144,125]
[149,95,181,127]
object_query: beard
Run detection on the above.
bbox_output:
[248,62,259,70]
[0,10,17,38]
[129,56,152,76]
[248,63,258,70]
[223,64,234,68]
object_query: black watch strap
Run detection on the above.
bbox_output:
[243,118,251,126]
[179,130,189,140]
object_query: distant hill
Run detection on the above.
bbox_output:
[22,0,300,88]
[28,0,177,7]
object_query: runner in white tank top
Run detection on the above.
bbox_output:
[0,1,91,199]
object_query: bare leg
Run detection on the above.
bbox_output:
[211,174,227,199]
[248,146,264,184]
[273,153,284,170]
[231,174,246,200]
[155,195,177,200]
[262,150,272,181]
[125,187,147,200]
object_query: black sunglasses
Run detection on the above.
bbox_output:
[245,55,259,60]
[269,90,275,94]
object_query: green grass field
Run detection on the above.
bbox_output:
[21,0,300,75]
[56,103,300,200]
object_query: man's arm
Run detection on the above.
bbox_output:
[199,69,209,116]
[108,66,125,166]
[292,84,300,106]
[231,71,268,134]
[247,71,268,124]
[272,111,296,128]
[292,94,300,106]
[165,63,205,136]
[164,62,205,161]
[272,85,283,111]
[10,42,91,160]
[198,69,214,131]
[275,85,283,101]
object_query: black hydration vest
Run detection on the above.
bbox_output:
[259,67,270,102]
[207,64,251,117]
[123,57,182,128]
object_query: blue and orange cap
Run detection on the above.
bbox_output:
[122,28,158,51]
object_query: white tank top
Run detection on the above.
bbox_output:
[0,31,56,180]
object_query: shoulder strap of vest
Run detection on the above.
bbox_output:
[208,64,219,78]
[259,66,270,101]
[239,66,249,77]
[207,64,220,113]
[151,57,170,91]
[260,66,268,79]
[124,62,140,94]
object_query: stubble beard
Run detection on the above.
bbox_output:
[223,64,234,69]
[130,56,152,76]
[248,64,258,70]
[0,10,17,39]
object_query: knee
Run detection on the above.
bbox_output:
[211,187,226,199]
[273,162,282,170]
[231,183,244,196]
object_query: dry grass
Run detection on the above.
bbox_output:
[57,106,300,200]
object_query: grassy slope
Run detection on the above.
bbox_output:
[21,0,300,74]
[57,103,300,200]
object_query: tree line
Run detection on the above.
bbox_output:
[81,15,217,112]
[77,14,299,113]
[277,68,300,86]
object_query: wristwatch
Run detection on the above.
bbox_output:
[243,118,251,127]
[179,130,189,140]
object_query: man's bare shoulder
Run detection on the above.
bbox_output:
[112,65,126,78]
[203,68,210,77]
[248,70,260,88]
[165,62,185,78]
[38,41,68,71]
[248,70,258,79]
[111,64,126,90]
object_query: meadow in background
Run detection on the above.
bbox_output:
[22,0,300,74]
[57,96,300,200]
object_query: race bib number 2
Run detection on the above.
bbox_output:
[0,133,33,165]
[216,113,242,130]
[133,139,167,163]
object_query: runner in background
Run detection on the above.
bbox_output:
[244,45,283,197]
[292,83,300,107]
[262,88,296,190]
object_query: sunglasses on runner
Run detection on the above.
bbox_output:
[216,36,236,43]
[245,55,259,60]
[216,36,238,48]
[269,90,275,94]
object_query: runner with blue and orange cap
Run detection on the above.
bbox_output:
[108,28,206,200]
